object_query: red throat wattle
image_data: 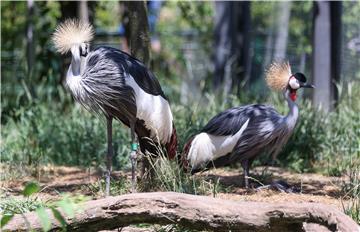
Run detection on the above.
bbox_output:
[290,90,297,101]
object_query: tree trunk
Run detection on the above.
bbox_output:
[312,1,331,111]
[330,2,342,107]
[213,1,236,92]
[123,1,150,67]
[4,192,358,232]
[263,23,275,74]
[236,2,252,93]
[312,1,342,111]
[273,1,291,61]
[77,0,89,23]
[213,2,252,95]
[25,0,35,101]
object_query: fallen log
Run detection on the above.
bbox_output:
[3,192,359,232]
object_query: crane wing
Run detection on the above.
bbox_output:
[91,46,168,100]
[124,54,168,100]
[201,104,276,136]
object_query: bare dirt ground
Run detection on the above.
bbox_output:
[1,165,349,210]
[203,166,347,209]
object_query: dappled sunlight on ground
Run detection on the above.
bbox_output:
[1,165,351,210]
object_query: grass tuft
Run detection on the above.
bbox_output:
[143,154,222,196]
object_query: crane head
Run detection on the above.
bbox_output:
[265,61,314,101]
[52,19,94,55]
[288,73,314,101]
[289,73,315,90]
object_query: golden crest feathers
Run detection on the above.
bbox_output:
[52,19,94,54]
[265,61,292,91]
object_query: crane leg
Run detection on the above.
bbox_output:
[130,122,138,192]
[105,117,113,196]
[241,160,249,188]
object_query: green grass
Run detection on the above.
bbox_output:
[1,102,131,170]
[343,197,360,224]
[82,175,132,197]
[0,197,45,215]
[341,166,360,224]
[144,154,224,196]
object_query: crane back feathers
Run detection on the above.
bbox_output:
[52,19,94,54]
[265,62,292,91]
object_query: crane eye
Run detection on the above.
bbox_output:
[80,44,88,57]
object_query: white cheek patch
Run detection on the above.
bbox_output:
[289,78,300,89]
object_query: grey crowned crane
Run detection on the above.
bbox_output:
[182,62,314,188]
[52,20,177,195]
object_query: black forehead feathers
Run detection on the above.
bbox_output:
[293,72,307,83]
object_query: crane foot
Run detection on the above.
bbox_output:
[256,180,299,193]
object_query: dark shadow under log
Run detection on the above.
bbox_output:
[4,192,359,232]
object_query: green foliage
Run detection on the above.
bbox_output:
[0,182,83,230]
[1,2,62,119]
[51,208,67,229]
[94,1,121,31]
[0,197,44,215]
[343,1,360,80]
[343,197,360,224]
[341,166,360,224]
[36,207,52,231]
[0,182,45,228]
[23,181,41,197]
[0,214,14,229]
[1,99,131,170]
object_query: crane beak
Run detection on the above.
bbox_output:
[301,83,315,89]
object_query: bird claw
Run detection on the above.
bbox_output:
[256,180,299,193]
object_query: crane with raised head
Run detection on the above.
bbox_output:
[52,19,177,195]
[182,62,314,188]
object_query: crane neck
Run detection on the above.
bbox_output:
[67,46,84,78]
[284,89,299,130]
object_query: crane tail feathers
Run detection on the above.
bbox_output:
[52,19,94,54]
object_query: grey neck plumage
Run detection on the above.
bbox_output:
[283,89,299,131]
[67,46,83,78]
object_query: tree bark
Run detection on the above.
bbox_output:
[236,2,252,93]
[330,2,342,107]
[25,0,35,101]
[77,1,89,23]
[213,2,252,94]
[123,1,150,67]
[273,1,291,61]
[4,192,358,232]
[312,1,332,112]
[312,1,342,111]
